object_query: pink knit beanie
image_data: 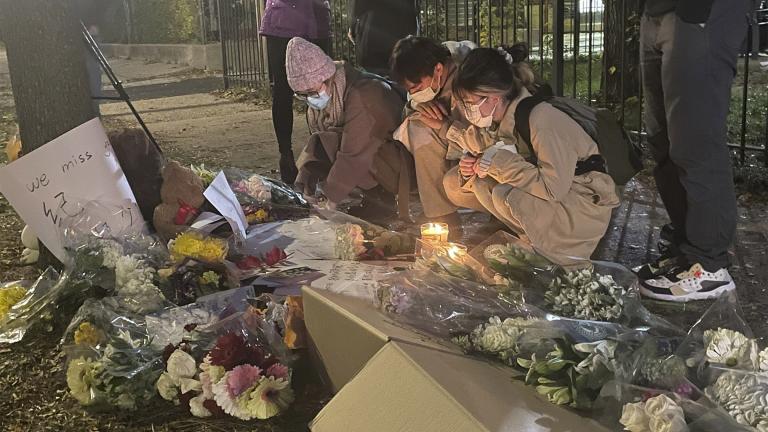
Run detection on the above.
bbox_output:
[286,37,336,92]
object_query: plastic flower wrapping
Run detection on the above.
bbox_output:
[63,298,164,411]
[619,394,689,432]
[223,167,310,220]
[154,312,295,420]
[334,222,415,261]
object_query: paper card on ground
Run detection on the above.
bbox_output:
[204,172,248,242]
[0,118,142,261]
[311,260,410,302]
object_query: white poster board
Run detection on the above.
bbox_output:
[0,118,141,261]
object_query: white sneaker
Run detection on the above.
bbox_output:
[640,263,736,302]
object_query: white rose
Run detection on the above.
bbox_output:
[167,349,197,379]
[644,394,684,420]
[620,401,650,432]
[189,394,213,418]
[649,414,689,432]
[156,372,180,402]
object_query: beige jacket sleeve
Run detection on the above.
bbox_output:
[477,110,581,202]
[440,120,495,155]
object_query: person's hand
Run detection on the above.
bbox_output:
[414,100,448,120]
[413,112,445,131]
[459,154,478,177]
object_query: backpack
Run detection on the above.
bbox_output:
[513,84,643,186]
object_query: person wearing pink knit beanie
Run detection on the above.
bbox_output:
[285,37,414,224]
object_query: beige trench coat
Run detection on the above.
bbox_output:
[445,89,621,265]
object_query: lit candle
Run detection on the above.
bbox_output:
[420,222,449,244]
[444,243,468,260]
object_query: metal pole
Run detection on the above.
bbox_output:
[199,0,207,44]
[552,0,565,96]
[740,21,752,165]
[217,0,229,88]
[573,0,580,98]
[587,0,593,104]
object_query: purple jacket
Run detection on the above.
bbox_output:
[259,0,331,40]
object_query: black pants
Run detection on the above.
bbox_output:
[640,0,751,270]
[266,36,331,155]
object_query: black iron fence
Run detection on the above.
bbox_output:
[216,0,767,165]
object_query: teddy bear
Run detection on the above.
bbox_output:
[153,160,206,243]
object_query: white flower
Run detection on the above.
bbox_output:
[244,377,295,420]
[620,401,651,432]
[156,372,179,403]
[100,240,125,268]
[649,415,689,432]
[644,394,685,422]
[706,371,768,429]
[703,328,758,369]
[189,394,213,418]
[574,340,618,374]
[167,350,197,379]
[759,347,768,372]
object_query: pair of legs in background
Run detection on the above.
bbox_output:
[265,36,330,185]
[639,0,752,300]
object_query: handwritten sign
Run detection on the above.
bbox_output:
[0,118,141,261]
[203,172,248,242]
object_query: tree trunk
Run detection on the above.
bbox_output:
[601,0,641,111]
[0,0,97,268]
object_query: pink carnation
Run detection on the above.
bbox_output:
[266,363,290,380]
[226,365,263,398]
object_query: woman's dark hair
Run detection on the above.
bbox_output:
[453,43,535,101]
[389,36,452,85]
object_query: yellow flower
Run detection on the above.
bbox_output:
[170,232,228,264]
[247,209,271,224]
[74,322,104,347]
[0,285,27,319]
[199,271,220,286]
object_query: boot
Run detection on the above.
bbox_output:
[279,150,298,185]
[348,186,398,225]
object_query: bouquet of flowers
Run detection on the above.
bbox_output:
[63,298,164,411]
[159,258,235,307]
[481,240,636,323]
[224,168,310,220]
[155,313,294,420]
[169,230,229,264]
[334,223,415,261]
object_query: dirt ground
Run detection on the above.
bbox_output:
[0,50,327,432]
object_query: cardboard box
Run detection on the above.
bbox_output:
[302,285,449,392]
[303,286,610,432]
[311,341,610,432]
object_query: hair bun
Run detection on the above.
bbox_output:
[504,43,529,63]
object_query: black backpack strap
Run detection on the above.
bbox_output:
[514,84,553,165]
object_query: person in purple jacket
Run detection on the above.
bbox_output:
[260,0,331,184]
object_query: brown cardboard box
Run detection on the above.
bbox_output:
[302,285,450,392]
[303,286,610,432]
[311,341,610,432]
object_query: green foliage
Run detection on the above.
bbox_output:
[131,0,201,44]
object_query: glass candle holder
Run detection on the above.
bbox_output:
[420,222,449,244]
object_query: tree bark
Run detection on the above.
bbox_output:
[601,0,641,110]
[0,0,97,268]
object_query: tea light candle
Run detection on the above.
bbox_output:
[420,222,449,244]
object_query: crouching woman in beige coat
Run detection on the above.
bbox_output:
[443,47,620,265]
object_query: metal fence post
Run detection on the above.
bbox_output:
[552,0,565,96]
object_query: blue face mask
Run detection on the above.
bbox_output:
[307,91,331,110]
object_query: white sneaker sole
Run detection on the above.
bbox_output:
[639,281,736,303]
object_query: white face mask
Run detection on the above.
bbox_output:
[307,91,331,110]
[463,97,497,128]
[409,67,442,104]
